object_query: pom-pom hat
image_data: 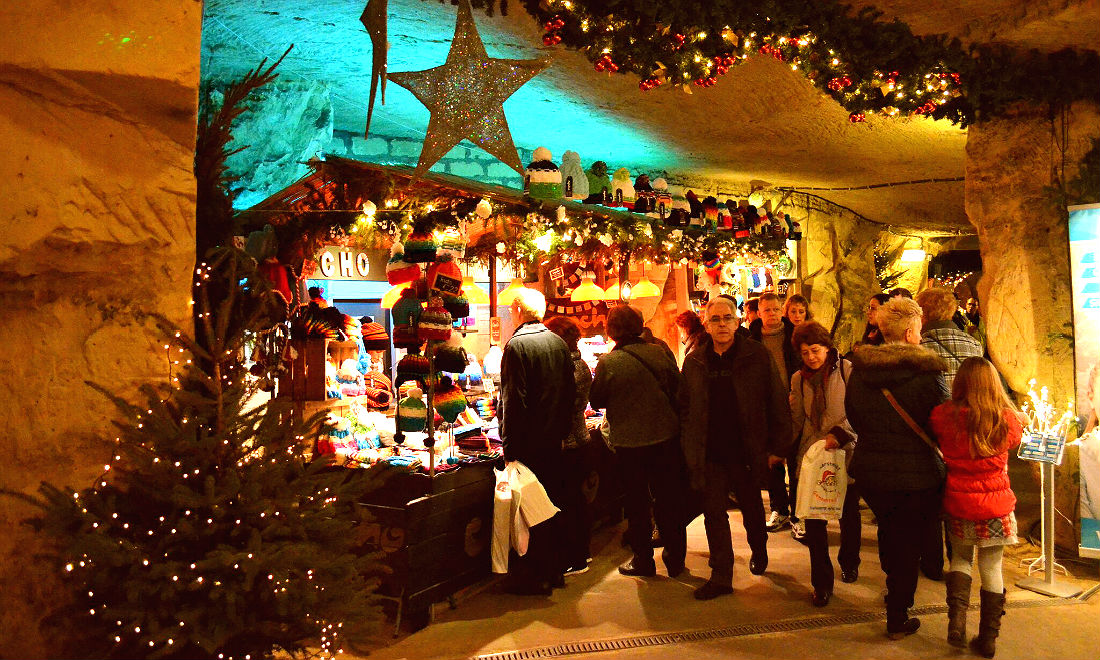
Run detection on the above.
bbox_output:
[418,297,453,341]
[386,242,421,285]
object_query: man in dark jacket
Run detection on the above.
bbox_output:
[845,297,949,639]
[500,287,576,594]
[681,297,793,600]
[749,293,801,535]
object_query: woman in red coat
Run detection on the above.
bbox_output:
[930,357,1022,659]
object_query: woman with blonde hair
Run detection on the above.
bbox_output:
[930,357,1022,658]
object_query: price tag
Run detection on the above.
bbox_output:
[489,317,501,345]
[550,267,565,281]
[1018,432,1067,465]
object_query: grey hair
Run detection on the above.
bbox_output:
[878,297,923,342]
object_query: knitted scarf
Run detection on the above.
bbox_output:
[800,348,839,433]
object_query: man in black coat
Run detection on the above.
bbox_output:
[499,287,576,594]
[680,297,793,600]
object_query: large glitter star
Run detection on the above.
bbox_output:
[387,0,550,177]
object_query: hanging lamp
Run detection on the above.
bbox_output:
[496,278,527,305]
[381,284,407,309]
[461,276,490,304]
[571,273,605,302]
[602,277,621,301]
[629,262,660,299]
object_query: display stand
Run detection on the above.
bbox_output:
[1016,433,1082,598]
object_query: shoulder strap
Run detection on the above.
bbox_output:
[928,334,961,364]
[620,346,677,412]
[881,387,944,460]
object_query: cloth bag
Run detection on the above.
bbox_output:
[490,461,561,573]
[794,440,848,521]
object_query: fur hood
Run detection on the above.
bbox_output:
[852,342,948,373]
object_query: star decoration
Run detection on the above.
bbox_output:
[387,0,550,178]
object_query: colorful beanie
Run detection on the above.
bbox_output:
[392,324,422,350]
[404,230,437,263]
[396,353,430,386]
[418,297,453,341]
[442,292,470,319]
[434,379,467,424]
[397,387,427,432]
[427,254,463,296]
[386,242,421,285]
[391,288,422,327]
[433,344,468,373]
[360,321,390,350]
[437,227,466,261]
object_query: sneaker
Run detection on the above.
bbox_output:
[563,564,590,576]
[766,511,790,532]
[790,520,806,541]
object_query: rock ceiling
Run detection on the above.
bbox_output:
[200,0,1099,233]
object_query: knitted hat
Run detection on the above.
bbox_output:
[524,147,563,201]
[404,230,438,263]
[703,196,719,230]
[386,242,421,285]
[418,297,453,341]
[396,387,427,432]
[437,227,466,261]
[392,324,422,350]
[433,378,467,424]
[396,353,430,386]
[391,288,422,327]
[360,321,390,350]
[433,344,468,373]
[442,292,469,319]
[427,254,463,296]
[560,150,589,201]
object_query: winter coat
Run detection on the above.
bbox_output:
[499,322,576,473]
[844,342,950,492]
[590,341,681,449]
[790,354,856,472]
[920,320,984,388]
[563,350,593,450]
[749,317,800,381]
[931,403,1023,521]
[679,333,793,491]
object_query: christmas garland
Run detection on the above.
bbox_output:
[487,0,1100,127]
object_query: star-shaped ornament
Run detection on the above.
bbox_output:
[387,0,550,178]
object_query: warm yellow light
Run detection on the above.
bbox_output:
[603,278,621,301]
[461,276,490,304]
[496,278,527,305]
[900,249,927,263]
[571,276,605,302]
[381,284,407,309]
[629,276,661,299]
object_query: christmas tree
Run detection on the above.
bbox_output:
[15,248,385,659]
[8,51,386,660]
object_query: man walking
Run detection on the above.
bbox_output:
[499,288,577,594]
[750,293,801,537]
[681,297,793,599]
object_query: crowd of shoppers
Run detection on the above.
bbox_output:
[497,283,1018,656]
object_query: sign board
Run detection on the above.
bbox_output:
[1069,202,1100,558]
[315,246,387,281]
[1017,433,1067,466]
[489,317,502,345]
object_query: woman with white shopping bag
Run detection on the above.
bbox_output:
[789,321,860,607]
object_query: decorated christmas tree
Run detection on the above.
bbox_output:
[8,51,386,660]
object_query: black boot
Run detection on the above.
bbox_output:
[886,606,920,640]
[945,571,971,647]
[970,589,1006,658]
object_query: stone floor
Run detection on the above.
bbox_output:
[351,500,1100,660]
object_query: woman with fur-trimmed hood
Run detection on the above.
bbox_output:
[845,297,949,640]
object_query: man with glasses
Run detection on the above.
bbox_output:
[679,297,793,599]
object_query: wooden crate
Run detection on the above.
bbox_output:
[280,338,360,401]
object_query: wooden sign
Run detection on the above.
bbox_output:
[316,246,387,281]
[549,266,565,281]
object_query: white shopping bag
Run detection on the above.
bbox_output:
[794,440,847,521]
[491,467,514,573]
[508,461,560,529]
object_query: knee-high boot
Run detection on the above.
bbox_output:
[945,571,971,647]
[970,589,1006,658]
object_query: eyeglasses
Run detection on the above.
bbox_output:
[707,314,736,325]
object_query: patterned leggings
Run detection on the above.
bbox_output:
[948,540,1004,593]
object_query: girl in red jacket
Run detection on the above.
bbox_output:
[930,357,1022,659]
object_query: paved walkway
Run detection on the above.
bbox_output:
[353,506,1099,660]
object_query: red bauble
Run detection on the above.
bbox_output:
[848,112,866,123]
[543,35,555,45]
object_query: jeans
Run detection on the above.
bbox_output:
[703,458,768,585]
[861,486,940,616]
[617,439,688,568]
[804,481,863,592]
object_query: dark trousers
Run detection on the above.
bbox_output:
[617,440,688,568]
[560,446,592,569]
[767,460,792,517]
[804,481,863,593]
[509,457,565,586]
[861,486,940,616]
[703,458,767,585]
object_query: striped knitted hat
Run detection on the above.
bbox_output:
[433,378,467,424]
[397,387,427,432]
[386,242,421,285]
[418,297,453,341]
[360,321,390,350]
[396,353,430,386]
[404,230,437,263]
